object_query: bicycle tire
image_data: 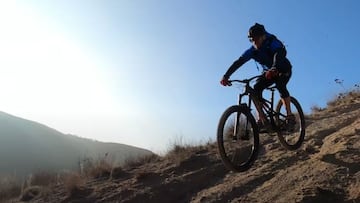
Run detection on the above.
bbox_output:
[217,105,259,172]
[275,97,306,150]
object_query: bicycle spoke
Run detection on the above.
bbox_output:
[275,97,306,150]
[217,105,259,172]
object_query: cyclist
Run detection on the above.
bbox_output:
[220,23,295,130]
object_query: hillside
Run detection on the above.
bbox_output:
[0,112,153,178]
[6,91,360,203]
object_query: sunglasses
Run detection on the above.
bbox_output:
[248,36,260,42]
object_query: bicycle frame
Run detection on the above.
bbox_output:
[231,76,278,138]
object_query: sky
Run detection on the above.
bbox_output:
[0,0,359,153]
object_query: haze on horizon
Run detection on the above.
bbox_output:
[0,1,359,152]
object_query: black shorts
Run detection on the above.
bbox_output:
[254,71,292,99]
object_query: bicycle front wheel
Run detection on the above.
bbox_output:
[217,105,259,172]
[275,97,306,150]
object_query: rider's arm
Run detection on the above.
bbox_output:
[223,48,253,79]
[270,39,288,72]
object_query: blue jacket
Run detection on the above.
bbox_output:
[224,32,292,78]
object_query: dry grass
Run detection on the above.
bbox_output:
[19,171,59,201]
[165,137,195,165]
[63,172,85,197]
[0,157,114,201]
[110,166,127,179]
[123,153,160,169]
[82,156,113,179]
[309,87,360,117]
[164,136,214,165]
[0,175,22,202]
[327,88,360,107]
[20,186,43,201]
[0,141,212,202]
[0,172,57,202]
[310,104,325,113]
[27,171,58,187]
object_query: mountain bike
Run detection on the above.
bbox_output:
[217,75,306,172]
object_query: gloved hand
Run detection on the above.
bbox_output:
[220,76,231,86]
[265,68,279,80]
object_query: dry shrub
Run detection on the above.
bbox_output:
[166,144,215,166]
[110,166,127,179]
[311,105,324,113]
[63,173,84,197]
[135,171,156,182]
[123,154,160,169]
[18,172,58,202]
[82,156,113,179]
[20,186,42,201]
[28,171,58,187]
[164,136,208,165]
[166,144,193,165]
[327,88,360,107]
[162,135,217,166]
[0,175,22,202]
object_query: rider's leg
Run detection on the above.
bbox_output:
[281,96,292,116]
[282,96,296,130]
[252,95,266,122]
[276,72,296,128]
[276,71,292,115]
[254,75,273,123]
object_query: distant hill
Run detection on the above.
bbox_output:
[0,111,153,178]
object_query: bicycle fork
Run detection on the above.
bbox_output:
[233,93,251,140]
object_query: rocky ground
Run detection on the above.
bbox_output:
[8,93,360,203]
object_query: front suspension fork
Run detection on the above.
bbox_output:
[233,94,251,140]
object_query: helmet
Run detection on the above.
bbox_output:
[248,23,266,38]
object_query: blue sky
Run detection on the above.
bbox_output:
[0,1,359,153]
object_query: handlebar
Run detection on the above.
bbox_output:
[228,75,261,85]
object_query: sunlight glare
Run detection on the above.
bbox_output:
[0,2,116,119]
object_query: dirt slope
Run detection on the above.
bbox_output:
[15,95,360,203]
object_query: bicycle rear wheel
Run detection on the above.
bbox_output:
[275,97,306,150]
[217,105,259,172]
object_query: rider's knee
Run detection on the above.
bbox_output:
[279,90,290,98]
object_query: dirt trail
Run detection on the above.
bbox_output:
[15,97,360,203]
